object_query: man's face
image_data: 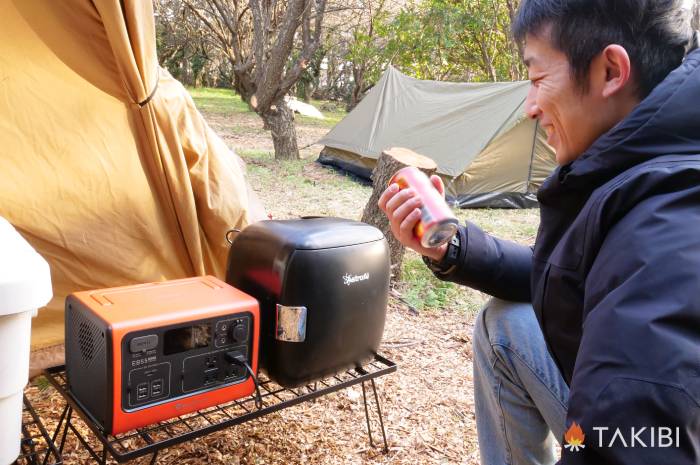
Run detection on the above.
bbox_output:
[524,33,608,165]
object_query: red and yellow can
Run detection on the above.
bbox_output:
[389,166,458,248]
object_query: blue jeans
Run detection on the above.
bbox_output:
[473,298,570,465]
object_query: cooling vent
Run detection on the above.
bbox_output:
[65,302,108,426]
[68,305,103,369]
[78,320,97,364]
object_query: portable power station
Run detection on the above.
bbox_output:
[64,276,259,434]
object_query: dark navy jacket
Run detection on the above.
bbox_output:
[440,49,700,463]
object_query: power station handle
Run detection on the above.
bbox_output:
[225,229,241,245]
[275,305,307,342]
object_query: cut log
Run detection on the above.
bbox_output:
[361,147,438,281]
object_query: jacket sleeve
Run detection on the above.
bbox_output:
[434,222,532,302]
[560,197,700,464]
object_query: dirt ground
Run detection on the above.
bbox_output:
[25,109,540,464]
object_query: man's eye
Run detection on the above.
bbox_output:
[533,79,546,89]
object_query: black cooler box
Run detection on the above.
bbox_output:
[225,217,390,387]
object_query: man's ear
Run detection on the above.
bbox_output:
[600,44,632,98]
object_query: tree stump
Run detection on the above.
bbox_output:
[361,147,438,281]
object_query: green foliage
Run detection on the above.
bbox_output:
[189,88,344,129]
[345,9,393,87]
[348,0,524,88]
[400,254,465,312]
[239,150,310,189]
[187,87,250,114]
[33,376,51,392]
[398,206,540,314]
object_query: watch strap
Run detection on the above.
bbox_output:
[422,233,461,274]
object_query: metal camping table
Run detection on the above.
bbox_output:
[42,354,396,464]
[13,395,63,465]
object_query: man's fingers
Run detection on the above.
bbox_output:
[385,188,416,215]
[430,175,445,197]
[378,183,399,212]
[399,208,421,239]
[392,196,421,223]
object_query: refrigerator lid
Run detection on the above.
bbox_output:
[0,217,52,316]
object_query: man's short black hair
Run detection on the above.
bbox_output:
[513,0,692,98]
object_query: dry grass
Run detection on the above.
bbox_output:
[25,90,541,464]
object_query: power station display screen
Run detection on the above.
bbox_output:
[163,324,211,355]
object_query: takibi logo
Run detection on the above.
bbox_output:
[564,422,586,452]
[563,423,681,451]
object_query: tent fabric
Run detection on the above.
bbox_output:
[0,0,262,353]
[318,147,377,179]
[318,66,556,208]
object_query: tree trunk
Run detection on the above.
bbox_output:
[477,38,498,82]
[298,81,310,102]
[261,101,300,160]
[347,65,366,111]
[306,80,318,102]
[361,148,438,281]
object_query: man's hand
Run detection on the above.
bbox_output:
[377,174,448,261]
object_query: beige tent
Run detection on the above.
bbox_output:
[0,0,262,366]
[319,66,556,208]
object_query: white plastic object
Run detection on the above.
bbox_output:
[0,217,52,465]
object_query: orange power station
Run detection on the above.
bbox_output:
[64,276,259,434]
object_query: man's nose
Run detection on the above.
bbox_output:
[525,85,540,120]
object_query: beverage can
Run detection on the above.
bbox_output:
[389,166,458,248]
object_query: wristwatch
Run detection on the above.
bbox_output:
[422,232,461,275]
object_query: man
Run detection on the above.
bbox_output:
[379,1,700,463]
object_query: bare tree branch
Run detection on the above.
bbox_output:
[253,0,306,109]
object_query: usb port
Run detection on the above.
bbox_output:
[204,368,219,385]
[136,383,148,400]
[151,379,163,396]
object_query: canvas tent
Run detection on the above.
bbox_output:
[318,66,557,208]
[0,0,263,365]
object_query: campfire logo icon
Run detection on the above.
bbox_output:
[564,422,586,452]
